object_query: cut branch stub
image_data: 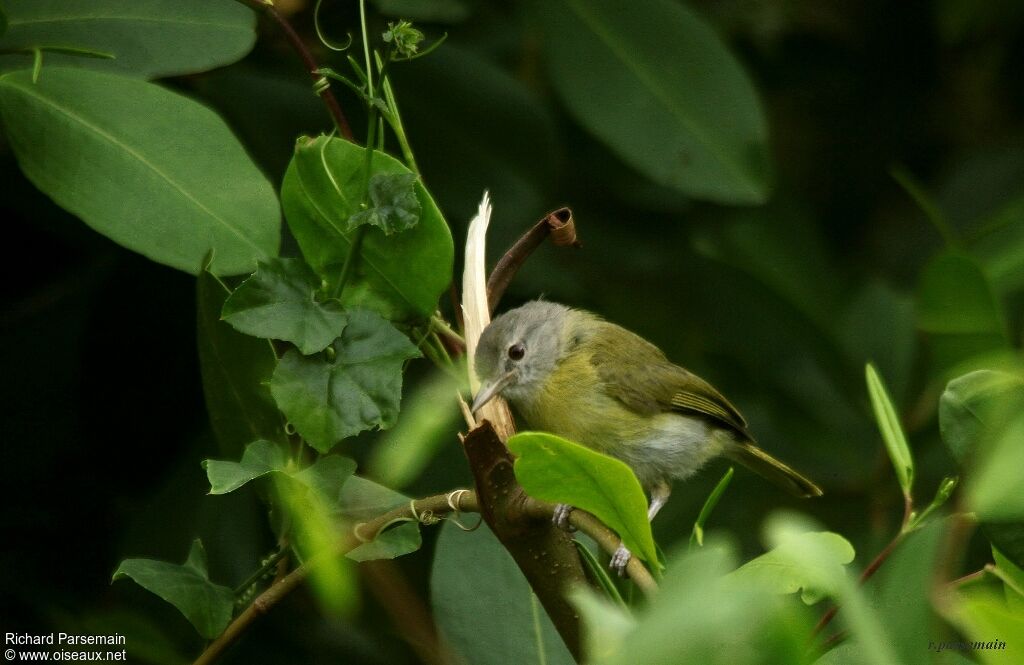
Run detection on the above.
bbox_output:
[486,207,580,314]
[460,420,586,661]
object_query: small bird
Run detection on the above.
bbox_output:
[471,300,822,573]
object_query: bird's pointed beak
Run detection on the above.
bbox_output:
[471,371,516,413]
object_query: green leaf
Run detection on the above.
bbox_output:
[725,528,855,604]
[197,268,284,456]
[347,521,422,562]
[939,370,1024,465]
[0,68,279,275]
[531,0,770,204]
[336,475,409,521]
[992,547,1024,610]
[866,519,948,665]
[281,135,453,320]
[588,541,814,665]
[431,520,575,665]
[348,172,421,235]
[940,370,1024,566]
[0,0,256,78]
[273,474,357,616]
[222,258,347,354]
[917,251,1008,373]
[203,439,289,495]
[203,439,356,500]
[367,371,465,489]
[968,413,1024,521]
[270,309,421,452]
[946,588,1023,665]
[112,539,233,639]
[569,587,635,663]
[507,432,659,566]
[865,363,914,496]
[690,466,733,549]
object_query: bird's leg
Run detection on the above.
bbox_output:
[552,503,576,531]
[610,481,672,576]
[647,480,672,521]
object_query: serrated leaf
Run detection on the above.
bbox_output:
[865,363,914,496]
[348,172,420,235]
[531,0,770,204]
[0,68,279,275]
[197,268,283,456]
[222,258,347,354]
[0,0,256,78]
[725,529,855,604]
[281,135,453,320]
[507,432,658,566]
[270,309,421,452]
[203,440,357,501]
[112,540,233,639]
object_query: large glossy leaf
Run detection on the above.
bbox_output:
[431,521,574,665]
[112,540,233,639]
[0,68,279,275]
[281,135,453,321]
[532,0,770,204]
[222,258,347,355]
[0,0,256,78]
[197,269,283,456]
[270,309,421,452]
[507,432,658,565]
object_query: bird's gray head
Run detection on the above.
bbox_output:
[471,301,571,412]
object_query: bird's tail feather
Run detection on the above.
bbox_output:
[724,441,823,498]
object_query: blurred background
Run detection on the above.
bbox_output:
[2,0,1023,662]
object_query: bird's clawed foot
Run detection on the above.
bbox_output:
[610,544,632,576]
[552,503,576,532]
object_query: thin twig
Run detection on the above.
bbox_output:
[524,500,659,597]
[234,0,354,139]
[191,486,655,665]
[486,207,580,314]
[193,491,479,665]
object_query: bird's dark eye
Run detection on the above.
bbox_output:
[507,343,525,360]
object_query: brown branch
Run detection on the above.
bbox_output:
[524,500,659,597]
[193,491,478,665]
[235,0,354,140]
[460,421,588,661]
[486,207,580,314]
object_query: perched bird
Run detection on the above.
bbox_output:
[471,300,822,572]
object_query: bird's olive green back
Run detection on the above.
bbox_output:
[578,316,753,440]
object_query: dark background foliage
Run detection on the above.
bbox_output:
[2,0,1023,662]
